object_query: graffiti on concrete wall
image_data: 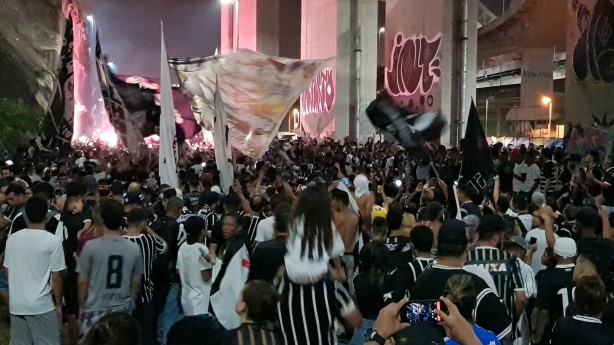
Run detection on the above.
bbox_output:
[385,32,443,97]
[300,67,336,115]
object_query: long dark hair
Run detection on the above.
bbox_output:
[358,240,389,274]
[293,185,333,259]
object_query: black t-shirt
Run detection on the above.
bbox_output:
[577,238,614,290]
[61,211,87,271]
[210,213,250,255]
[411,264,512,340]
[353,272,392,320]
[497,161,515,193]
[8,210,62,236]
[248,239,286,283]
[535,264,575,329]
[551,316,614,345]
[151,216,182,284]
[183,191,202,214]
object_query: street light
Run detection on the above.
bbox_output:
[542,96,553,138]
[379,27,385,34]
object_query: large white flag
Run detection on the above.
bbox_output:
[213,81,234,194]
[169,50,333,158]
[159,24,178,188]
[210,244,250,330]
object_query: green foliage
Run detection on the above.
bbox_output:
[0,98,43,152]
[0,32,10,65]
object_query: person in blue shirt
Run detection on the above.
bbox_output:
[443,274,501,345]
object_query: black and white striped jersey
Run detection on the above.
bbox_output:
[277,276,356,345]
[467,246,525,317]
[124,233,167,303]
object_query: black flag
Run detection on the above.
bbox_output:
[458,100,495,195]
[42,15,74,151]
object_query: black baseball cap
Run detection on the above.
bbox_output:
[201,191,220,206]
[478,214,507,233]
[184,216,205,236]
[438,219,469,246]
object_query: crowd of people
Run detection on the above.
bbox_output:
[0,136,613,345]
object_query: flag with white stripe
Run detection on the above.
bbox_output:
[213,80,234,194]
[209,244,250,330]
[158,23,179,188]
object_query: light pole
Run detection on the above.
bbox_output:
[542,96,553,138]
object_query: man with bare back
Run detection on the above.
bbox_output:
[330,187,360,291]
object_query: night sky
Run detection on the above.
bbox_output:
[93,0,221,79]
[91,0,505,79]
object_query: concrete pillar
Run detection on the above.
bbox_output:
[385,0,477,146]
[220,0,278,55]
[256,0,280,56]
[336,0,352,140]
[299,0,338,139]
[299,0,377,141]
[357,0,379,143]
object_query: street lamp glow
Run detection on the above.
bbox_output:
[542,96,553,138]
[220,0,236,4]
[379,27,386,34]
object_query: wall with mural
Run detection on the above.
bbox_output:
[566,0,614,126]
[384,0,478,146]
[385,32,443,114]
[299,0,337,139]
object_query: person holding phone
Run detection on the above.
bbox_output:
[442,275,501,345]
[364,297,486,345]
[411,219,512,341]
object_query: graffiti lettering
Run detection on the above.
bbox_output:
[300,67,335,115]
[385,33,442,97]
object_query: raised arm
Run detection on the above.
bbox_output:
[599,206,612,240]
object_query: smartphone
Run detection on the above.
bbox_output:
[529,237,537,245]
[400,300,445,324]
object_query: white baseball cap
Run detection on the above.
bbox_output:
[554,237,577,258]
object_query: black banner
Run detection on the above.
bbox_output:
[43,16,74,150]
[459,101,495,195]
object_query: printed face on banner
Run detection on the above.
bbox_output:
[385,32,442,112]
[300,67,336,115]
[571,0,614,83]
